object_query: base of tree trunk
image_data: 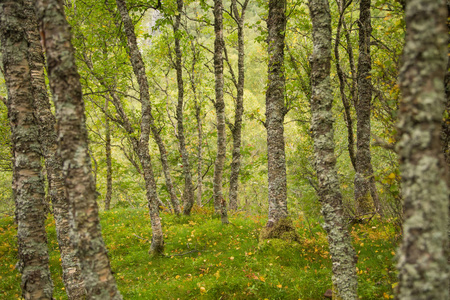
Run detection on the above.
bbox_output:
[259,218,300,242]
[148,242,164,258]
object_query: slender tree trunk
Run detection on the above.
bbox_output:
[334,0,356,170]
[23,1,85,298]
[173,0,195,215]
[151,127,181,215]
[83,57,181,215]
[188,41,204,207]
[213,0,229,224]
[309,0,358,298]
[35,0,122,298]
[228,0,249,211]
[265,0,288,227]
[354,0,381,216]
[105,98,113,211]
[195,101,203,207]
[0,1,54,298]
[397,0,449,299]
[115,0,164,255]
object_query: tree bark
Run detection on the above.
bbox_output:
[334,0,356,170]
[0,1,54,298]
[228,0,249,211]
[213,0,229,224]
[308,0,358,298]
[34,0,122,298]
[105,98,112,211]
[354,0,381,216]
[265,0,288,227]
[173,0,195,215]
[23,0,85,298]
[188,40,203,208]
[115,0,165,255]
[397,0,449,299]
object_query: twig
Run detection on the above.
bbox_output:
[133,234,150,242]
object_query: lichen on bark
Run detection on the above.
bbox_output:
[264,0,289,230]
[0,1,54,298]
[35,0,122,298]
[22,0,85,297]
[396,0,449,298]
[213,0,229,225]
[308,0,358,298]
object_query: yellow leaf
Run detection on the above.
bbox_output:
[259,276,265,282]
[175,275,180,279]
[200,287,206,294]
[388,173,396,179]
[277,284,282,288]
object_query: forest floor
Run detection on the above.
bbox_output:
[0,207,399,299]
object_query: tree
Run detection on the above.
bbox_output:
[354,0,381,216]
[213,0,229,224]
[308,0,358,298]
[105,98,113,211]
[173,0,195,215]
[115,0,165,254]
[265,0,288,227]
[0,1,54,298]
[225,0,249,211]
[23,0,84,297]
[396,0,449,298]
[35,0,122,298]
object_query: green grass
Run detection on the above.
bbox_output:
[0,208,398,299]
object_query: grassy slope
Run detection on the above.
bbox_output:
[0,208,397,299]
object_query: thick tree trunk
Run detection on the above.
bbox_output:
[354,0,381,216]
[105,98,112,211]
[23,0,85,298]
[308,0,358,298]
[35,0,122,298]
[173,0,195,215]
[397,0,449,299]
[115,0,165,255]
[228,0,248,211]
[265,0,288,227]
[213,0,229,224]
[0,1,54,298]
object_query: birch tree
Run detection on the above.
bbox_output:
[35,0,122,297]
[0,1,53,298]
[309,0,358,298]
[396,0,449,298]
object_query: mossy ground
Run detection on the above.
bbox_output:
[0,207,398,299]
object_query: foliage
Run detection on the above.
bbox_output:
[0,208,398,299]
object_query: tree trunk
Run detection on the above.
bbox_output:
[354,0,381,216]
[397,0,449,299]
[0,1,54,298]
[228,0,249,211]
[23,0,85,298]
[115,0,165,255]
[35,0,122,298]
[188,41,204,208]
[105,98,112,211]
[173,0,195,215]
[213,0,229,224]
[334,0,356,170]
[308,0,358,298]
[265,0,288,227]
